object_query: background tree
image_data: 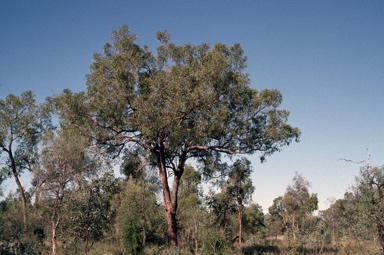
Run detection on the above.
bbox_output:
[118,178,166,254]
[177,165,203,253]
[281,173,318,244]
[39,128,90,255]
[321,198,346,243]
[0,192,26,240]
[336,192,376,252]
[54,26,300,247]
[339,153,384,253]
[225,158,255,245]
[346,161,384,254]
[0,173,4,198]
[298,213,323,250]
[243,203,266,240]
[120,147,146,180]
[353,164,384,253]
[267,196,285,241]
[206,188,237,237]
[67,171,120,255]
[0,91,51,232]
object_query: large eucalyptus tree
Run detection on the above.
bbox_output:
[54,26,300,247]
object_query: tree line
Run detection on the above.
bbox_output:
[0,26,383,255]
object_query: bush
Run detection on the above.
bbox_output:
[200,231,233,255]
[122,214,144,254]
[0,239,39,255]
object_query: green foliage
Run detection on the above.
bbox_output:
[286,246,299,255]
[267,196,285,238]
[87,242,124,255]
[201,230,233,255]
[118,179,166,253]
[261,252,278,255]
[0,91,51,175]
[335,192,375,243]
[330,164,384,253]
[240,244,280,255]
[356,165,384,222]
[282,173,317,216]
[177,165,203,252]
[206,188,237,234]
[320,198,346,241]
[120,147,146,180]
[0,193,24,240]
[221,158,256,244]
[122,213,143,254]
[226,158,255,207]
[178,165,202,200]
[281,173,318,242]
[324,229,332,245]
[243,203,266,238]
[67,171,120,253]
[0,239,39,255]
[342,240,382,255]
[298,215,322,248]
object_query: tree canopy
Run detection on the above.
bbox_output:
[54,25,300,247]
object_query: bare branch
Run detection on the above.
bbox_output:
[338,149,372,168]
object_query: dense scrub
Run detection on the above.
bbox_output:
[0,168,383,255]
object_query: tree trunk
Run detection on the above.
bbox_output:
[10,153,27,232]
[33,178,46,219]
[194,222,199,255]
[51,218,59,255]
[14,171,27,232]
[238,206,243,245]
[51,227,57,255]
[292,213,296,240]
[376,218,384,255]
[50,204,61,255]
[33,186,40,219]
[158,150,179,248]
[84,190,92,255]
[222,206,229,235]
[84,228,89,255]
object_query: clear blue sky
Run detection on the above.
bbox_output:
[1,1,383,211]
